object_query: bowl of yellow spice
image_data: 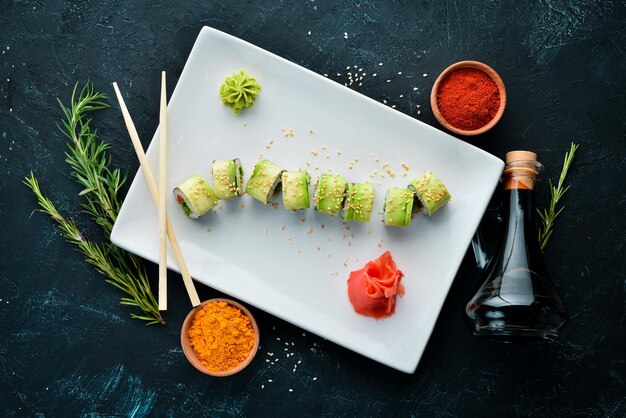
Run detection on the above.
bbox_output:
[181,298,259,376]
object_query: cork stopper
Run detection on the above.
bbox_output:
[503,150,540,190]
[506,150,537,164]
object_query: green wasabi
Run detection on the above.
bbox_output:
[218,70,261,114]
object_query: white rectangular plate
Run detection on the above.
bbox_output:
[111,27,504,373]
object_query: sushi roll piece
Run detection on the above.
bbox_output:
[313,173,347,216]
[342,182,375,222]
[408,171,451,216]
[212,158,244,200]
[383,187,414,227]
[245,159,284,204]
[173,174,218,219]
[281,170,311,210]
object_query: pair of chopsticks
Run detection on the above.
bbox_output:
[113,74,201,309]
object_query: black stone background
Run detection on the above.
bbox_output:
[1,1,625,416]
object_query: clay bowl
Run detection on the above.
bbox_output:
[430,60,506,136]
[181,298,260,377]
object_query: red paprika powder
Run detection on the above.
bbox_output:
[436,68,500,131]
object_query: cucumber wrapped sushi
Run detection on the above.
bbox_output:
[245,159,284,204]
[408,171,451,216]
[313,173,347,216]
[281,170,311,210]
[383,187,414,227]
[212,158,244,199]
[173,174,218,219]
[342,182,374,222]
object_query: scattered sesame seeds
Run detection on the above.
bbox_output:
[289,389,294,392]
[386,79,391,83]
[309,129,315,134]
[207,228,211,233]
[423,73,428,77]
[372,73,377,77]
[307,30,311,35]
[243,122,248,128]
[313,377,318,381]
[240,204,245,209]
[281,225,285,231]
[344,32,348,39]
[379,62,383,66]
[316,246,320,251]
[306,227,313,235]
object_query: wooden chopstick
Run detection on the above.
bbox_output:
[112,81,201,308]
[158,72,168,311]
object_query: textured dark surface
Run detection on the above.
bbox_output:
[1,1,625,416]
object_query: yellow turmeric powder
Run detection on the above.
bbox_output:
[188,301,256,373]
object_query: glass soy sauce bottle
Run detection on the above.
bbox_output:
[466,151,567,341]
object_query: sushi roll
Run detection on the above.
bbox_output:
[212,158,244,200]
[173,174,218,219]
[281,170,311,210]
[245,159,284,204]
[408,171,451,216]
[383,187,414,227]
[313,173,347,216]
[342,182,374,222]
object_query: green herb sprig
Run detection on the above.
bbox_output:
[25,81,164,325]
[537,142,579,251]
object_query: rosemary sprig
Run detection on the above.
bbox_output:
[25,81,163,325]
[537,142,579,251]
[24,174,164,325]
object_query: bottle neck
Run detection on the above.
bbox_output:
[499,159,543,266]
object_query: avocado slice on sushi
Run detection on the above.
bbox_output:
[313,173,347,216]
[281,170,311,210]
[383,187,414,227]
[408,171,451,216]
[245,159,284,204]
[342,182,374,222]
[173,174,218,219]
[212,158,244,200]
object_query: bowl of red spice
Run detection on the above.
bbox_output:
[181,298,260,377]
[430,60,506,136]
